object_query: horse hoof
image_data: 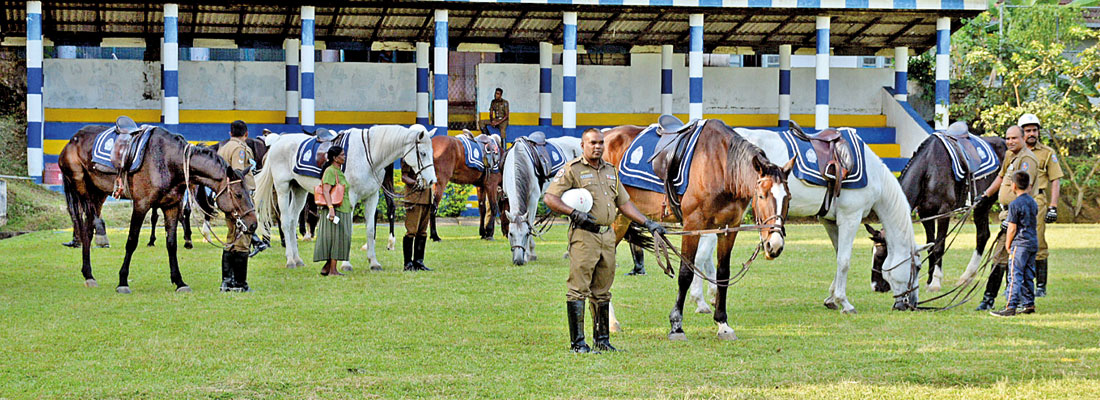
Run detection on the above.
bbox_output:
[116,286,131,294]
[928,284,942,293]
[146,243,155,248]
[823,300,839,310]
[296,260,306,268]
[176,286,192,293]
[842,308,858,315]
[717,331,738,341]
[341,265,354,272]
[361,243,370,251]
[695,306,712,314]
[184,242,193,249]
[610,322,621,333]
[431,237,442,242]
[668,332,688,341]
[286,262,298,269]
[84,279,98,288]
[481,236,494,241]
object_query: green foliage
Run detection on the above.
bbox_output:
[437,183,473,218]
[0,115,26,176]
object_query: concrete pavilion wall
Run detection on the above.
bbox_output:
[477,53,894,137]
[39,58,417,182]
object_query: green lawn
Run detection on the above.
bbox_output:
[1,223,1098,399]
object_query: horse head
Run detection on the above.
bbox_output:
[405,125,439,190]
[867,221,933,310]
[865,224,892,293]
[751,154,793,260]
[505,210,530,265]
[214,165,259,236]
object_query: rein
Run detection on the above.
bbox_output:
[183,144,254,247]
[648,222,782,288]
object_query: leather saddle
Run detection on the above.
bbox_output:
[472,130,503,172]
[306,128,339,169]
[789,120,854,216]
[518,132,553,187]
[650,115,703,221]
[109,116,143,173]
[943,121,982,172]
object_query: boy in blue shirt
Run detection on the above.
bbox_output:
[991,171,1040,317]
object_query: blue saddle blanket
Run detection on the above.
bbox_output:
[91,126,153,173]
[541,141,567,177]
[780,128,869,189]
[618,124,702,195]
[458,135,492,172]
[293,134,350,178]
[934,133,1000,181]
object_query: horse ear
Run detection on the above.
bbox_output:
[864,224,878,236]
[426,128,437,138]
[782,157,795,175]
[916,242,934,253]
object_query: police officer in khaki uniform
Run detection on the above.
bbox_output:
[975,125,1039,310]
[1019,114,1064,297]
[216,120,255,292]
[479,88,509,143]
[402,167,433,272]
[544,128,665,353]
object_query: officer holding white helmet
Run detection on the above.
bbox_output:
[1018,113,1064,297]
[545,128,665,354]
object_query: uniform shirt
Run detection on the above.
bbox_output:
[1028,142,1065,205]
[997,147,1038,207]
[217,137,255,191]
[321,166,352,214]
[546,157,629,226]
[1007,193,1039,251]
[489,99,509,124]
[401,167,433,205]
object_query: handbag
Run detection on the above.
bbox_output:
[314,182,345,207]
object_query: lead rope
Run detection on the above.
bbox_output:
[183,144,238,248]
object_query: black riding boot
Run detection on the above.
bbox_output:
[230,251,251,292]
[413,236,432,271]
[220,251,234,292]
[1035,259,1048,297]
[248,234,269,258]
[592,301,618,352]
[625,245,646,276]
[402,236,416,271]
[567,300,591,353]
[976,263,1007,311]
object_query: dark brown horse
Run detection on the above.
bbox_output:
[60,126,258,293]
[428,132,503,241]
[601,120,791,340]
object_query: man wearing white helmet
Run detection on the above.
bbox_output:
[1019,113,1064,297]
[544,128,665,353]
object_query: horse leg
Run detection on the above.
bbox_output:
[181,202,193,249]
[668,234,700,341]
[116,207,148,294]
[386,192,396,251]
[690,233,718,314]
[959,202,992,285]
[819,218,842,310]
[162,206,190,292]
[828,218,860,314]
[359,192,382,269]
[79,198,99,287]
[713,232,739,340]
[93,217,110,248]
[927,218,948,292]
[484,186,498,241]
[147,210,158,247]
[279,184,305,268]
[429,203,442,242]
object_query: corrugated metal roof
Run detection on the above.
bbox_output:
[2,1,980,54]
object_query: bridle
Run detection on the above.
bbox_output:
[361,127,434,194]
[751,176,788,239]
[183,144,256,246]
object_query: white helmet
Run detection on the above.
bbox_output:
[1018,113,1041,129]
[561,188,593,213]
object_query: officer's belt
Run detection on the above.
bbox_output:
[574,224,612,234]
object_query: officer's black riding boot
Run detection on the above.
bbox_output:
[625,244,646,276]
[1035,259,1048,297]
[402,236,416,271]
[592,301,619,352]
[976,263,1007,311]
[566,300,591,353]
[413,236,432,271]
[219,251,234,292]
[231,251,251,292]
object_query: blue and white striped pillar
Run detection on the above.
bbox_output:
[778,44,791,129]
[894,46,908,102]
[815,16,830,130]
[688,14,704,121]
[300,6,316,129]
[416,42,430,126]
[539,42,552,127]
[935,17,950,130]
[160,39,165,123]
[661,44,673,116]
[26,1,43,182]
[434,10,449,135]
[285,39,300,124]
[563,12,578,137]
[163,4,179,131]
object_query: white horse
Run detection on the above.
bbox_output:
[253,125,437,270]
[502,136,582,265]
[733,128,930,313]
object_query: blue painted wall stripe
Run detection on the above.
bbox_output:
[286,117,300,124]
[434,74,449,99]
[164,70,179,97]
[539,118,552,126]
[286,65,299,91]
[661,69,673,94]
[779,70,790,95]
[816,79,829,105]
[417,117,430,125]
[563,76,577,102]
[689,78,703,103]
[816,29,830,54]
[301,73,315,99]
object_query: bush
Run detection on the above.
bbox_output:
[437,183,473,218]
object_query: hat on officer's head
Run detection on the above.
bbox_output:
[1018,113,1041,129]
[561,188,593,213]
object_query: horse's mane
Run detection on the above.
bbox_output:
[158,128,235,179]
[718,121,784,198]
[897,135,937,179]
[509,142,535,217]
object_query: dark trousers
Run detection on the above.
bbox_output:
[1005,245,1037,309]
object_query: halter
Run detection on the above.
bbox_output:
[361,128,434,195]
[751,177,787,238]
[183,144,256,246]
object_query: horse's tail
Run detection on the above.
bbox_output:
[623,222,654,251]
[61,165,94,245]
[252,160,277,237]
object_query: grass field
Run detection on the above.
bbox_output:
[1,222,1099,399]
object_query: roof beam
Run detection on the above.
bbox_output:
[594,11,621,41]
[884,18,924,44]
[459,9,484,42]
[721,14,752,43]
[281,5,295,39]
[760,15,796,44]
[847,16,881,42]
[327,6,343,38]
[506,10,529,40]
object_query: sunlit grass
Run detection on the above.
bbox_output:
[1,223,1098,398]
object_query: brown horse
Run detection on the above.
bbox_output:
[60,125,258,293]
[602,120,791,340]
[428,132,503,241]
